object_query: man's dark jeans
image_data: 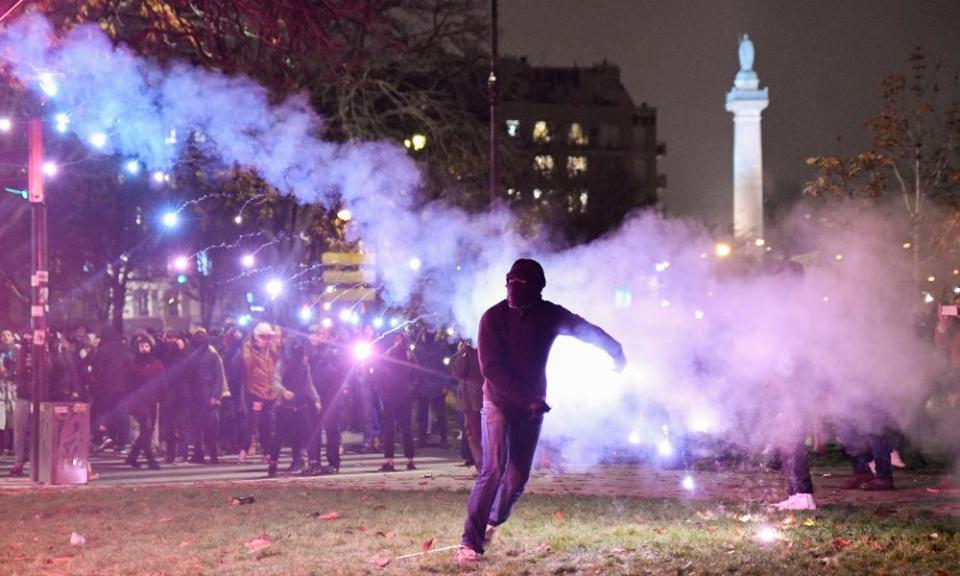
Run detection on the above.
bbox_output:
[461,401,542,554]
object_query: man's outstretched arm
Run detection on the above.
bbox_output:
[558,307,627,371]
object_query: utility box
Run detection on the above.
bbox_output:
[38,402,89,485]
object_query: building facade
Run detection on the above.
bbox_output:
[498,56,665,239]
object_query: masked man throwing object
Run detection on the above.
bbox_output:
[456,259,626,567]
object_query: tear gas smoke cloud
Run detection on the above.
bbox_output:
[1,14,942,465]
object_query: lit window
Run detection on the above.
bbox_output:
[534,155,554,174]
[568,123,588,146]
[533,188,543,200]
[580,191,589,205]
[506,119,520,137]
[532,121,551,143]
[567,156,588,176]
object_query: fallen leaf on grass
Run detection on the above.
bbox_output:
[422,538,434,553]
[244,535,272,553]
[317,512,341,521]
[179,541,192,547]
[554,511,566,520]
[696,510,717,521]
[832,537,853,552]
[157,517,174,524]
[370,553,391,568]
[355,526,368,533]
[802,519,817,527]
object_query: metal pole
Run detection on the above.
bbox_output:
[489,0,500,206]
[27,117,47,482]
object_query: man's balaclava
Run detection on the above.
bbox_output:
[506,258,546,309]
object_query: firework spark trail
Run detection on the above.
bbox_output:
[221,266,273,284]
[169,192,236,214]
[189,231,266,257]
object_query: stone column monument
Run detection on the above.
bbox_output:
[725,34,769,240]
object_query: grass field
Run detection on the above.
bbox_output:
[2,482,959,575]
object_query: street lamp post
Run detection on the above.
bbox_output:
[489,0,500,207]
[27,117,48,482]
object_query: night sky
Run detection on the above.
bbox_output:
[501,0,960,230]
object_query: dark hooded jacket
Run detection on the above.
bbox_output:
[477,298,624,415]
[185,333,224,407]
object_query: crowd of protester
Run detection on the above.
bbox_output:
[2,295,960,501]
[0,319,485,478]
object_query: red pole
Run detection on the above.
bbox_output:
[28,117,47,482]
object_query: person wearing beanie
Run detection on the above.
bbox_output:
[125,334,165,469]
[456,258,626,567]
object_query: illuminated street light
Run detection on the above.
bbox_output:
[171,256,190,272]
[240,254,255,268]
[410,133,427,151]
[54,113,69,133]
[353,341,373,361]
[299,306,313,323]
[681,475,695,491]
[38,72,58,97]
[714,242,732,258]
[41,161,58,177]
[265,279,283,299]
[152,171,166,184]
[161,211,178,228]
[338,309,351,323]
[321,317,333,329]
[234,214,243,225]
[0,117,11,132]
[928,276,937,283]
[124,160,141,175]
[627,430,642,445]
[408,257,422,271]
[372,317,384,329]
[754,238,765,247]
[336,209,353,222]
[88,132,108,149]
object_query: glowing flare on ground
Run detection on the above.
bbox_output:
[756,526,781,543]
[657,439,674,457]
